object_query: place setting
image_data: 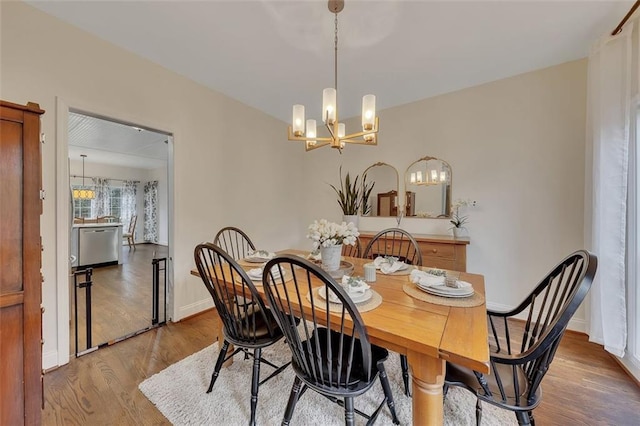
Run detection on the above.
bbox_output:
[402,268,485,307]
[237,249,276,268]
[234,263,293,285]
[365,255,414,276]
[307,275,382,313]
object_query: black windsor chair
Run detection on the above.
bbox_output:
[362,228,423,396]
[262,254,400,426]
[213,226,256,260]
[444,250,598,426]
[194,242,291,426]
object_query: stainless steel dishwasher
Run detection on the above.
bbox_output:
[78,226,120,266]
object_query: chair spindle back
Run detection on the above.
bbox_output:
[262,255,374,392]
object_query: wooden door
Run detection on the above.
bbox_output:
[0,100,44,425]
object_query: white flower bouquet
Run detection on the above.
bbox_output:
[307,219,359,250]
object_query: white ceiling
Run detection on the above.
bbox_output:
[30,0,634,149]
[68,112,169,170]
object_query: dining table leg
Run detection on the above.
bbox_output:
[407,350,446,425]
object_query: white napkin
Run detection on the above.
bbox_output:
[323,276,370,303]
[373,256,406,274]
[247,250,275,261]
[410,270,445,288]
[453,280,473,290]
[248,267,281,280]
[341,275,370,295]
[308,250,322,261]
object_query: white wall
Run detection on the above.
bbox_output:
[2,2,591,370]
[299,59,589,330]
[1,1,304,369]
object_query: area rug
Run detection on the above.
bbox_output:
[139,342,517,425]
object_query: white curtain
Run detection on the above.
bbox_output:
[91,177,111,218]
[121,180,137,227]
[144,181,159,243]
[586,22,636,357]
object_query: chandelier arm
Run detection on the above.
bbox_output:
[325,121,336,139]
[338,138,378,145]
[287,126,332,142]
[305,141,332,151]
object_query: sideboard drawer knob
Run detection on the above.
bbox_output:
[432,249,437,253]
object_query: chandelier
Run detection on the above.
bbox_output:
[72,154,95,199]
[409,170,448,186]
[288,0,379,153]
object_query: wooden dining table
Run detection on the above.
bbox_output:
[191,249,489,426]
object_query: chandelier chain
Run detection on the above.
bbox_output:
[334,11,338,93]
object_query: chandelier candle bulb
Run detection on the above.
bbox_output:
[416,171,423,183]
[322,88,337,124]
[410,172,416,184]
[292,104,305,136]
[337,123,345,138]
[362,94,376,130]
[440,171,447,182]
[431,169,438,181]
[306,119,317,144]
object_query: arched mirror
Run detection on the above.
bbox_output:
[404,156,452,218]
[360,162,399,217]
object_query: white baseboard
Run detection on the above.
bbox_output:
[486,302,587,333]
[175,298,214,321]
[43,349,60,370]
[617,354,640,383]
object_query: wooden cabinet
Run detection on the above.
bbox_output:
[358,231,469,272]
[0,100,44,425]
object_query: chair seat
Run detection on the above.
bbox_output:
[295,328,388,395]
[226,305,285,346]
[446,361,539,411]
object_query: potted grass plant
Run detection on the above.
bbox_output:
[329,167,374,226]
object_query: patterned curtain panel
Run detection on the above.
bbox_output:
[121,180,137,227]
[144,181,159,243]
[91,177,111,217]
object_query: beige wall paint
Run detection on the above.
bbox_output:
[1,2,304,369]
[300,59,588,327]
[2,2,589,369]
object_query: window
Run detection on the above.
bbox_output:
[72,183,125,219]
[72,193,93,219]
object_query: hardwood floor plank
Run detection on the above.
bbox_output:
[45,311,217,425]
[71,244,168,354]
[44,310,640,425]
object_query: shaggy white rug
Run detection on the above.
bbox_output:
[139,342,517,425]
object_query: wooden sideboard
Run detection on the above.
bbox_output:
[358,231,470,272]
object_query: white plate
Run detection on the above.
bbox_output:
[317,286,372,304]
[244,256,271,263]
[419,285,474,298]
[238,269,285,283]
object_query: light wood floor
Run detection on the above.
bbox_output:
[70,244,168,354]
[44,311,640,425]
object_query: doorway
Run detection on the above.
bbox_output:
[67,111,171,356]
